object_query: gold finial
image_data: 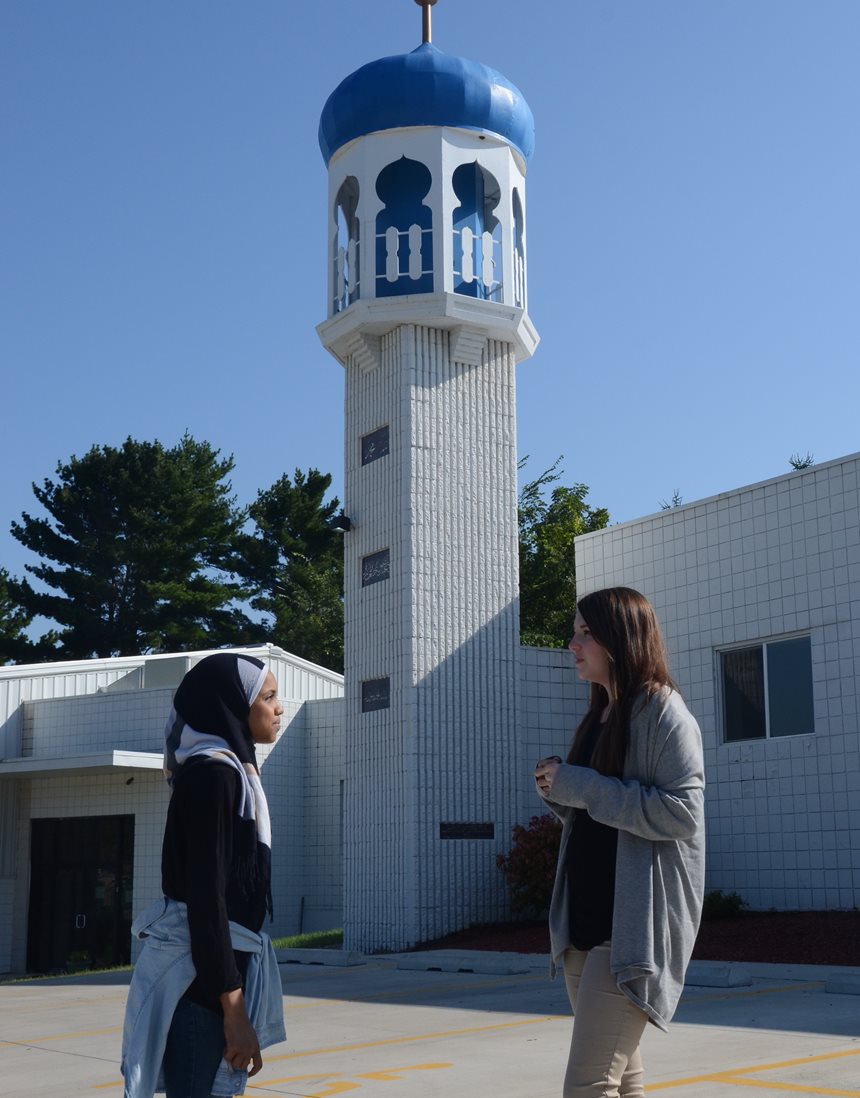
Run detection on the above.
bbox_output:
[414,0,438,45]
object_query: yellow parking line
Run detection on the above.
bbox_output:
[263,1014,563,1065]
[92,1021,562,1091]
[0,1025,121,1049]
[647,1046,860,1093]
[717,1077,860,1095]
[281,971,547,1012]
[357,1063,452,1080]
[727,1049,860,1074]
[249,1063,454,1095]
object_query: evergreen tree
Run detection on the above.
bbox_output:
[0,567,39,664]
[9,435,251,658]
[518,457,609,648]
[233,469,344,672]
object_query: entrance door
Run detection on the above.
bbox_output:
[27,815,135,973]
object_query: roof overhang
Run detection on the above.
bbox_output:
[317,291,539,369]
[0,751,163,778]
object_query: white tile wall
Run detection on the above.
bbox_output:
[24,688,174,757]
[341,326,522,952]
[0,647,344,973]
[258,698,307,938]
[575,452,860,911]
[517,644,588,826]
[298,698,346,933]
[8,771,169,971]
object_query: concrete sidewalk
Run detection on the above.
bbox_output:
[2,952,859,1096]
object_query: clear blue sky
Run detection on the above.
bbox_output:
[3,0,858,586]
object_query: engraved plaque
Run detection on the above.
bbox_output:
[361,677,390,713]
[362,548,390,587]
[361,425,390,466]
[439,822,495,840]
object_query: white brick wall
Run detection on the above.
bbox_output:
[342,325,521,951]
[9,771,169,971]
[0,647,344,974]
[575,452,860,911]
[258,698,307,939]
[516,645,588,828]
[24,687,173,757]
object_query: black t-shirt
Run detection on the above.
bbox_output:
[161,757,268,1012]
[565,721,619,951]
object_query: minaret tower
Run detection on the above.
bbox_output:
[317,0,538,952]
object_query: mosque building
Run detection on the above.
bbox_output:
[0,5,857,974]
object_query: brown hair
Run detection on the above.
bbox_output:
[567,586,677,777]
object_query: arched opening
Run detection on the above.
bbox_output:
[333,176,360,314]
[452,162,502,302]
[512,188,525,309]
[375,157,434,297]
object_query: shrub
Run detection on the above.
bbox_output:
[496,813,562,918]
[702,889,747,920]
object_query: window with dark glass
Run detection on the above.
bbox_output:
[361,425,389,466]
[721,636,814,742]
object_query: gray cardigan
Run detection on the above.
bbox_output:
[540,687,705,1031]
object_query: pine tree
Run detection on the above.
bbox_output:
[233,469,344,671]
[9,435,251,658]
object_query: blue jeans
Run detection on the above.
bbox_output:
[162,996,225,1098]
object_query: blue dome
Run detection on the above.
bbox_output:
[319,43,535,165]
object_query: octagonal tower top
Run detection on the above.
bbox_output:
[317,3,539,367]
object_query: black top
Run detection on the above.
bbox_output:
[565,720,619,951]
[161,757,269,1012]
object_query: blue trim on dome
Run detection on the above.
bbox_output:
[319,43,535,165]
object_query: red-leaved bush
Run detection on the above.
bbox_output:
[496,813,562,917]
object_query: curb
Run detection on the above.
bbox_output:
[386,949,545,975]
[685,962,753,987]
[276,948,365,967]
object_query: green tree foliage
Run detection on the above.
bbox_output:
[659,489,683,510]
[9,435,251,659]
[233,469,344,672]
[0,567,37,664]
[518,457,609,647]
[496,813,562,917]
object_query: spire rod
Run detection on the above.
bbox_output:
[414,0,438,44]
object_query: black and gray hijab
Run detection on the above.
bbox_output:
[164,652,272,906]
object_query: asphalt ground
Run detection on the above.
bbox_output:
[2,952,859,1097]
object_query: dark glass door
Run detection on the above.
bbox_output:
[27,814,134,973]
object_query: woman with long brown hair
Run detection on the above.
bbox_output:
[535,587,705,1098]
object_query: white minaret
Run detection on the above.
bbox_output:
[317,0,538,953]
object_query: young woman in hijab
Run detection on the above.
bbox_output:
[122,652,286,1098]
[534,588,705,1098]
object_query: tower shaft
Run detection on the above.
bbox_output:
[342,325,520,950]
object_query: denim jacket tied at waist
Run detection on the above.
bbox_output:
[121,897,286,1098]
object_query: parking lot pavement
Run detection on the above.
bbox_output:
[1,954,859,1097]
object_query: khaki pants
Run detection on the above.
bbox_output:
[562,945,648,1098]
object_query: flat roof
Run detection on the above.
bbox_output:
[0,750,163,778]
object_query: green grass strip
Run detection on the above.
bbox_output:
[272,928,343,950]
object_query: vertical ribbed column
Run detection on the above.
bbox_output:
[408,328,520,943]
[342,321,520,953]
[342,327,416,952]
